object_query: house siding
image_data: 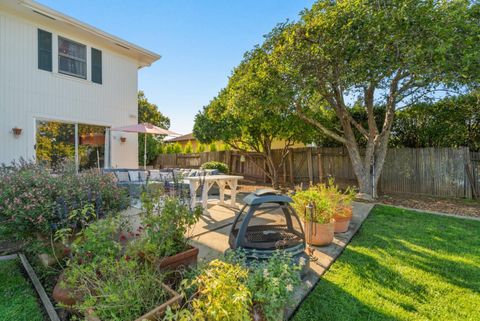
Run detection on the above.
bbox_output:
[0,10,139,168]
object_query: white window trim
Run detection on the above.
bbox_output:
[58,36,87,79]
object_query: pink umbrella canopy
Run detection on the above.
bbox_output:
[111,122,179,136]
[111,122,180,168]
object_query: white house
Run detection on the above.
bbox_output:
[0,0,160,170]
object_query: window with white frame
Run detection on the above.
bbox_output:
[58,36,87,79]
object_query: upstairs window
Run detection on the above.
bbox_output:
[58,36,86,79]
[38,29,52,71]
[91,48,102,84]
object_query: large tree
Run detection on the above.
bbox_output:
[275,0,479,199]
[138,91,170,165]
[194,35,315,188]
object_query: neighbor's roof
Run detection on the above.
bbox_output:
[1,0,160,68]
[165,133,195,142]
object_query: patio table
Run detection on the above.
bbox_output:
[186,175,244,210]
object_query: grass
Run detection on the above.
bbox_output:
[293,205,480,321]
[0,259,44,321]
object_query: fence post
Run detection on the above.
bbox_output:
[288,151,294,186]
[317,148,324,184]
[307,147,313,185]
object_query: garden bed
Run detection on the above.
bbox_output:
[292,205,480,321]
[378,193,480,218]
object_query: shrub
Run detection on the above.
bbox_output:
[0,160,128,241]
[200,161,229,174]
[197,143,206,153]
[208,143,217,152]
[168,260,251,321]
[173,143,183,154]
[70,216,123,264]
[244,251,302,320]
[66,256,168,321]
[127,196,202,260]
[183,142,193,154]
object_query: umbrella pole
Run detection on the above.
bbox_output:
[144,134,147,169]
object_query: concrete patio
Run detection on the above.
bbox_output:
[121,190,374,317]
[187,192,375,317]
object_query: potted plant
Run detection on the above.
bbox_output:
[292,186,335,246]
[323,180,355,233]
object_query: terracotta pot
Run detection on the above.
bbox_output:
[303,220,335,246]
[333,208,353,233]
[155,246,199,271]
[86,283,181,321]
[52,272,82,306]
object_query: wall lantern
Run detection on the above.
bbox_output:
[12,127,22,138]
[240,155,246,162]
[120,136,127,143]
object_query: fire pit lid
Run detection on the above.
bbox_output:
[243,188,292,205]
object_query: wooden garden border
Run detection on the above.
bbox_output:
[0,253,61,321]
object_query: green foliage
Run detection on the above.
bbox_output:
[166,143,175,154]
[183,141,193,154]
[0,160,128,240]
[238,251,302,321]
[208,142,217,152]
[391,92,480,151]
[292,180,355,223]
[200,161,229,174]
[67,257,168,321]
[197,143,206,153]
[127,196,202,260]
[170,260,252,321]
[0,260,44,321]
[70,216,123,264]
[173,143,183,154]
[293,205,480,321]
[138,91,171,164]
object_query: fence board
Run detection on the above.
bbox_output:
[155,147,477,199]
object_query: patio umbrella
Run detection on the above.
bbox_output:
[111,122,179,169]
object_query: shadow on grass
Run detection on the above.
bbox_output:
[292,278,400,321]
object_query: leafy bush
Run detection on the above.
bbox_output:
[197,143,206,153]
[208,143,217,152]
[66,256,168,321]
[183,141,193,154]
[127,196,202,260]
[200,161,229,174]
[173,143,183,154]
[244,251,302,320]
[292,179,354,223]
[167,252,302,321]
[166,260,251,321]
[70,217,123,264]
[0,160,128,240]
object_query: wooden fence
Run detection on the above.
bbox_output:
[155,147,479,199]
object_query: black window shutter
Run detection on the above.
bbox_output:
[38,29,52,71]
[91,48,102,84]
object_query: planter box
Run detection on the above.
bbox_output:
[86,283,181,321]
[153,245,199,271]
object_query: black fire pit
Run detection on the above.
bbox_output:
[228,189,309,272]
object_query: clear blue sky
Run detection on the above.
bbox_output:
[40,0,315,134]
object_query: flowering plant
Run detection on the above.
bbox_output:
[0,160,128,241]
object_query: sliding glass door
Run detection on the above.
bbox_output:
[35,120,110,171]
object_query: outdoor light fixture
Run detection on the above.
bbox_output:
[120,136,127,143]
[12,127,22,138]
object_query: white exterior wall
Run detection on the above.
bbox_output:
[0,9,139,168]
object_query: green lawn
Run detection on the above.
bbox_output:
[293,205,480,321]
[0,259,44,321]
